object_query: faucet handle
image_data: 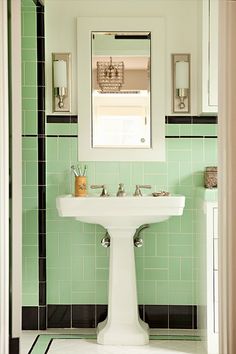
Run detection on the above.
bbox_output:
[116,183,126,197]
[90,184,109,197]
[133,184,151,197]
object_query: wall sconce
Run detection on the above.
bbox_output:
[172,54,190,113]
[52,53,71,112]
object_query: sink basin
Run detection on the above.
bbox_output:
[56,195,185,229]
[56,194,185,345]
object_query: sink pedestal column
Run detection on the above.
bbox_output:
[97,228,149,345]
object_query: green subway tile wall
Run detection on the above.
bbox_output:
[22,0,38,306]
[46,130,217,306]
[21,0,218,309]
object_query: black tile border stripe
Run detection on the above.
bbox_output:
[47,115,78,123]
[45,339,53,354]
[36,2,47,329]
[22,305,197,330]
[27,335,40,354]
[47,114,218,124]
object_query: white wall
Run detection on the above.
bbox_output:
[45,0,201,115]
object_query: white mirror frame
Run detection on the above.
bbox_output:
[77,17,165,161]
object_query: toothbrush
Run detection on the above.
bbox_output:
[83,165,87,176]
[77,165,82,176]
[71,165,78,177]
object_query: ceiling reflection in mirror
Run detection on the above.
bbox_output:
[91,31,151,149]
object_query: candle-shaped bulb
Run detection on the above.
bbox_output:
[175,61,189,89]
[53,60,67,88]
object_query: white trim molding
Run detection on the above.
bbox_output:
[11,0,22,338]
[0,0,10,353]
[218,1,236,354]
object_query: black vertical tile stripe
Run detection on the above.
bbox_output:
[37,3,47,329]
[39,306,47,330]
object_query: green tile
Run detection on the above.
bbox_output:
[169,244,192,257]
[143,281,156,304]
[83,257,96,280]
[131,162,144,185]
[179,124,192,136]
[72,292,96,304]
[23,210,38,233]
[156,234,169,256]
[24,62,37,85]
[181,258,193,280]
[95,281,108,304]
[22,98,37,111]
[168,149,192,162]
[59,281,72,303]
[204,138,218,163]
[23,233,38,246]
[181,210,194,233]
[22,49,37,61]
[96,269,109,281]
[169,234,193,245]
[144,269,168,281]
[96,257,109,268]
[22,86,37,99]
[22,36,36,49]
[72,281,95,293]
[179,161,193,186]
[23,11,36,37]
[143,232,156,256]
[169,257,181,280]
[169,281,194,305]
[144,257,168,269]
[165,124,180,136]
[23,148,37,161]
[192,124,217,137]
[136,257,144,280]
[22,185,37,198]
[167,162,179,186]
[22,294,38,306]
[22,137,37,149]
[47,280,60,303]
[23,197,37,210]
[192,139,204,162]
[156,281,169,304]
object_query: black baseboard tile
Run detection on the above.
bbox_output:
[47,305,71,328]
[72,305,96,328]
[22,307,38,330]
[22,304,197,330]
[169,305,197,329]
[9,337,19,354]
[95,305,108,326]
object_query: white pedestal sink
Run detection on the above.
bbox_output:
[56,195,185,345]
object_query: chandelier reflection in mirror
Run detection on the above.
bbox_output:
[97,56,124,92]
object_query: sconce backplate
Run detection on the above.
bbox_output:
[172,53,191,114]
[52,52,71,113]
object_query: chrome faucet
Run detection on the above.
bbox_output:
[133,185,151,196]
[90,184,109,197]
[116,183,126,197]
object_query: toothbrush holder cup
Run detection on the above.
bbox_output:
[75,176,87,197]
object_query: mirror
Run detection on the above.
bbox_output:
[92,32,151,149]
[77,17,165,161]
